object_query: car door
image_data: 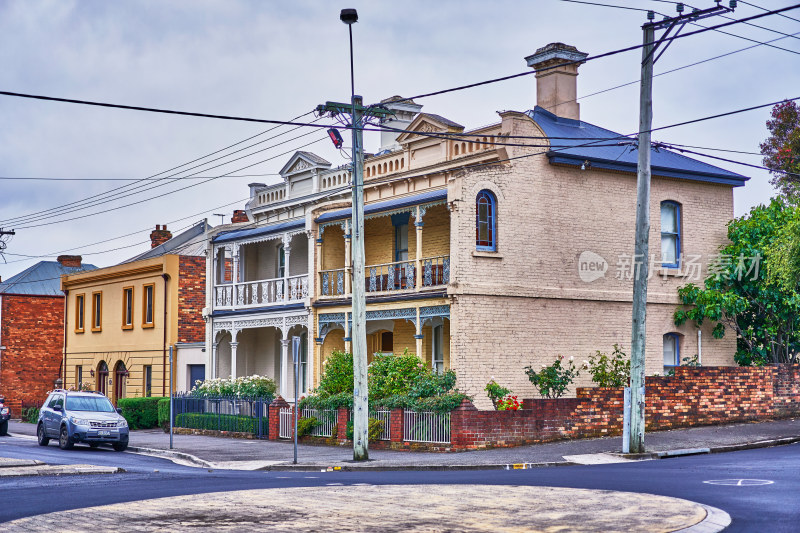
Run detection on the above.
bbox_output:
[45,394,63,435]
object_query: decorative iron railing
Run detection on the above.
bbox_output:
[214,275,308,309]
[366,260,416,293]
[320,268,346,297]
[422,255,450,287]
[171,393,273,439]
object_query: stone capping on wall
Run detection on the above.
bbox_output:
[263,365,800,452]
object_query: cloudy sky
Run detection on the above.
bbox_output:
[1,0,798,279]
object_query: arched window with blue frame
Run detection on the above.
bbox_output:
[476,190,497,251]
[663,332,681,374]
[660,201,681,267]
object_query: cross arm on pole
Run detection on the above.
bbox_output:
[316,101,395,120]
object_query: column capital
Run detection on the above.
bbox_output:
[281,338,291,347]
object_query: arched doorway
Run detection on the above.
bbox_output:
[114,361,128,404]
[96,361,108,396]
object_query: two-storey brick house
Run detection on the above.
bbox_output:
[62,222,208,402]
[211,43,748,407]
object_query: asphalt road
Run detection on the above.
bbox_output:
[1,433,797,532]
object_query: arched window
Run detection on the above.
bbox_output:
[476,190,497,251]
[661,201,681,267]
[96,361,108,396]
[663,333,681,373]
[454,144,460,156]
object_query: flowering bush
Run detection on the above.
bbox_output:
[192,375,277,399]
[497,395,521,411]
[582,344,631,388]
[524,355,580,398]
[484,379,511,410]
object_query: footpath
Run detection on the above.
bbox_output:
[8,417,800,470]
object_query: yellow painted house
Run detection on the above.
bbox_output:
[62,222,208,403]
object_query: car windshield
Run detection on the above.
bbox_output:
[65,396,115,413]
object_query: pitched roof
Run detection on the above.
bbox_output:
[212,219,305,244]
[123,221,209,263]
[527,106,748,186]
[315,188,448,224]
[296,151,331,166]
[0,260,97,296]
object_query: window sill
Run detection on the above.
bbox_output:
[657,268,686,278]
[90,328,102,333]
[121,325,133,331]
[142,323,155,329]
[472,251,503,259]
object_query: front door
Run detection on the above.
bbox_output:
[114,362,127,404]
[97,361,108,396]
[188,364,205,391]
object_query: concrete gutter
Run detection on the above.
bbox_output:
[0,464,124,477]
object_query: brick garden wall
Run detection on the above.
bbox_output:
[0,294,65,416]
[266,364,800,452]
[178,256,206,344]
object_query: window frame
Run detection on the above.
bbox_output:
[91,291,102,332]
[476,190,497,252]
[663,332,681,372]
[142,283,155,328]
[432,324,444,374]
[74,293,86,333]
[121,286,134,330]
[277,244,285,278]
[660,201,682,268]
[144,365,152,397]
[75,366,83,390]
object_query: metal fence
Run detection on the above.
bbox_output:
[403,410,451,443]
[279,407,292,439]
[300,408,337,437]
[371,409,392,441]
[171,393,272,439]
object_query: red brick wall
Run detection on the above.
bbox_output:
[0,294,64,416]
[177,256,206,344]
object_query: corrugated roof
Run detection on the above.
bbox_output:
[212,219,305,244]
[123,221,209,263]
[421,113,463,130]
[316,188,448,224]
[296,151,331,166]
[527,106,748,186]
[0,261,97,296]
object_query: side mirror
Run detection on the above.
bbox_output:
[53,405,62,412]
[116,408,123,414]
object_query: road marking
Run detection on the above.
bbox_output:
[304,476,319,479]
[326,483,343,486]
[703,479,774,486]
[563,453,636,465]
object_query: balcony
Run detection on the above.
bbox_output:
[319,256,449,297]
[214,274,308,309]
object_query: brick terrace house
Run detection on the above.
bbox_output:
[0,255,96,415]
[210,43,749,408]
[61,222,208,402]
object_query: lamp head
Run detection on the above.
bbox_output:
[340,8,358,25]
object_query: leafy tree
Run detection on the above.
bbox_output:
[760,100,800,198]
[674,198,800,365]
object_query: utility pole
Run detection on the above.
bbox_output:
[627,2,735,454]
[0,229,14,260]
[316,9,394,461]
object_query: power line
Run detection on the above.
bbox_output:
[0,111,316,226]
[659,143,799,177]
[739,0,800,23]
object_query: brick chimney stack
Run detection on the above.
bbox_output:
[150,225,172,248]
[56,255,82,268]
[526,43,588,121]
[231,210,249,223]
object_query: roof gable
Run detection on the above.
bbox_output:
[396,113,464,144]
[0,261,97,296]
[279,151,332,177]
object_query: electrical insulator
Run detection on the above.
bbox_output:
[647,10,655,20]
[676,3,684,13]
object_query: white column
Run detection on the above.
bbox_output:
[230,341,239,379]
[283,235,292,301]
[344,220,352,295]
[280,338,290,399]
[415,206,424,290]
[211,341,220,379]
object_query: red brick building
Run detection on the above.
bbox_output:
[0,256,95,416]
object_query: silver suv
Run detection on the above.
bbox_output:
[37,390,129,451]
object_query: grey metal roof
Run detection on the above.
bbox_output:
[527,106,748,186]
[296,151,331,166]
[212,219,305,244]
[0,261,97,297]
[420,113,463,129]
[315,188,448,224]
[123,221,210,263]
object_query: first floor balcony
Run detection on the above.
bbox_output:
[319,255,449,298]
[214,274,308,310]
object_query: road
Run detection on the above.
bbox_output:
[1,433,797,532]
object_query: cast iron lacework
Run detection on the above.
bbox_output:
[337,271,344,295]
[322,272,329,295]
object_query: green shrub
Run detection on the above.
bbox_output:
[368,350,427,399]
[157,398,170,432]
[524,355,580,398]
[22,406,40,424]
[192,375,276,399]
[118,397,166,430]
[174,413,257,434]
[582,345,631,388]
[345,418,385,441]
[297,416,318,437]
[317,350,354,395]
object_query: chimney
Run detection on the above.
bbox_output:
[525,43,588,121]
[150,225,172,248]
[57,255,82,268]
[378,96,423,152]
[231,210,249,224]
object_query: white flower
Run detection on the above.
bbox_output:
[569,356,574,361]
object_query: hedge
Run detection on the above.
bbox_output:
[174,413,258,434]
[157,398,170,432]
[118,397,166,430]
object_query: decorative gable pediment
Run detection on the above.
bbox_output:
[279,151,332,179]
[396,113,464,144]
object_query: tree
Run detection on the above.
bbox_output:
[674,198,800,365]
[760,100,800,198]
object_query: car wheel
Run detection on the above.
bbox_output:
[58,426,74,450]
[112,442,128,452]
[37,423,50,446]
[0,420,7,436]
